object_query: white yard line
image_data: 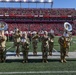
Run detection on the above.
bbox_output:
[0,71,76,74]
[53,48,59,52]
[73,41,76,44]
[6,47,12,51]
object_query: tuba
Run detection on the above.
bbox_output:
[64,22,72,32]
[63,22,72,48]
[0,21,8,31]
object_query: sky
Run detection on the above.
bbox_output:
[0,0,76,9]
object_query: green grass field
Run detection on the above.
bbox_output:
[6,36,76,52]
[0,61,76,75]
[0,36,76,75]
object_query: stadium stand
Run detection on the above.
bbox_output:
[0,8,76,35]
[0,8,76,16]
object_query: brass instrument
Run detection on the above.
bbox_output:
[64,22,72,32]
[32,34,39,39]
[63,22,72,48]
[63,37,68,48]
[21,32,29,45]
[14,33,21,38]
[0,21,8,31]
[13,28,21,38]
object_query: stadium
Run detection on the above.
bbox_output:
[0,0,76,75]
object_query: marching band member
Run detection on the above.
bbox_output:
[63,22,72,56]
[58,35,67,63]
[63,31,70,56]
[0,22,7,62]
[32,31,39,55]
[41,31,49,63]
[21,32,29,63]
[13,28,21,57]
[58,22,72,63]
[48,29,55,56]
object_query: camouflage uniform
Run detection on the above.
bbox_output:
[21,32,29,63]
[58,36,67,63]
[32,33,39,55]
[41,34,49,63]
[13,30,21,57]
[0,35,7,62]
[48,33,54,56]
[63,31,72,56]
[65,37,71,56]
[21,34,29,63]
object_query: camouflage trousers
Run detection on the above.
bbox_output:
[16,45,20,57]
[32,41,38,55]
[0,47,6,62]
[22,48,28,62]
[66,44,70,56]
[14,42,20,57]
[42,46,48,61]
[49,42,54,55]
[60,47,66,61]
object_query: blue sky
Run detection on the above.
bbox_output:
[0,0,76,9]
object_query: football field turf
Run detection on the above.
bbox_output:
[0,61,76,75]
[0,36,76,75]
[6,36,76,52]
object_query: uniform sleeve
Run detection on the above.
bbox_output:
[58,37,64,46]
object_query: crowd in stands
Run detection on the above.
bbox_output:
[0,8,76,36]
[5,22,75,37]
[0,8,76,16]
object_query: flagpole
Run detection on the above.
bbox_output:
[51,0,53,8]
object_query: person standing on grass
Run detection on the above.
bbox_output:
[0,22,7,62]
[63,22,72,56]
[63,31,72,56]
[48,29,55,56]
[41,31,49,63]
[32,31,39,55]
[58,35,68,63]
[21,32,29,63]
[13,28,21,57]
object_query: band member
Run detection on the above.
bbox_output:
[63,31,72,56]
[21,32,29,63]
[32,31,39,55]
[41,31,49,63]
[13,28,21,57]
[58,35,67,63]
[48,30,55,56]
[0,22,7,62]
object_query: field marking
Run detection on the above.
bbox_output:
[6,46,13,51]
[53,48,59,52]
[0,71,76,74]
[73,41,76,44]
